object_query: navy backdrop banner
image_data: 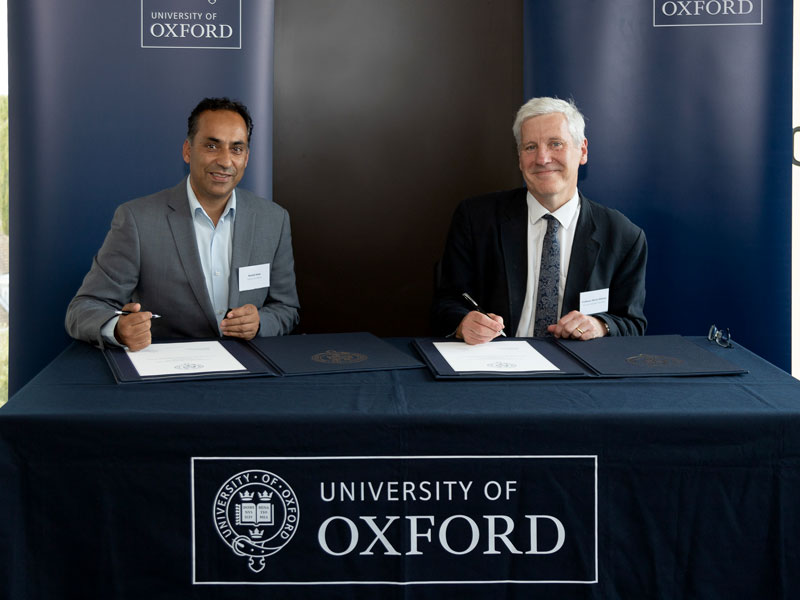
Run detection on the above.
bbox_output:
[523,0,792,370]
[8,0,274,394]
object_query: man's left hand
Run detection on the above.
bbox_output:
[547,311,607,341]
[220,304,260,340]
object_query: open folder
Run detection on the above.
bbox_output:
[412,335,747,379]
[103,332,423,383]
[103,339,279,383]
[103,338,280,384]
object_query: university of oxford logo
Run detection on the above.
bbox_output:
[141,0,242,49]
[213,470,299,573]
[653,0,762,26]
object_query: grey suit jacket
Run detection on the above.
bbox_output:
[66,179,300,346]
[432,188,647,337]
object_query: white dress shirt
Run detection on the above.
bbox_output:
[515,190,581,337]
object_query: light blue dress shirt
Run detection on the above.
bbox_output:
[186,178,236,332]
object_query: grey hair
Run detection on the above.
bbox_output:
[512,97,586,147]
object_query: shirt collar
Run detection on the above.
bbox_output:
[186,177,237,222]
[526,189,580,229]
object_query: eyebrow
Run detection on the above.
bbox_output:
[204,136,247,146]
[523,138,566,147]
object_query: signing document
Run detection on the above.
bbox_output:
[125,341,247,377]
[433,340,559,373]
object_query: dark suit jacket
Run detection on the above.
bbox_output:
[66,179,300,346]
[432,188,647,337]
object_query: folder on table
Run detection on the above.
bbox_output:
[413,335,747,380]
[555,334,747,377]
[412,337,589,379]
[248,332,424,376]
[103,338,279,384]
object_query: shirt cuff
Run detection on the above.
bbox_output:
[101,315,124,347]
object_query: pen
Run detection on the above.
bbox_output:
[115,310,162,319]
[461,292,506,337]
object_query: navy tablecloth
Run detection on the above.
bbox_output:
[1,337,799,599]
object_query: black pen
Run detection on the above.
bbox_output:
[115,310,162,319]
[461,292,506,337]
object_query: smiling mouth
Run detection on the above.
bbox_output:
[210,172,233,181]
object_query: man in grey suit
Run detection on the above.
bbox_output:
[432,97,646,344]
[66,97,299,350]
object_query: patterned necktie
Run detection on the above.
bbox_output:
[533,214,560,337]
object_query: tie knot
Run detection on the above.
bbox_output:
[543,214,559,232]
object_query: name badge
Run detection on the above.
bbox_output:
[579,288,609,315]
[239,263,270,292]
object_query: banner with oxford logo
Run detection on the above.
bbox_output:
[191,455,598,585]
[523,0,791,370]
[9,0,275,393]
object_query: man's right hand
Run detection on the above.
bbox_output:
[114,302,152,351]
[455,310,505,345]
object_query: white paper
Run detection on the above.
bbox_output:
[125,341,247,377]
[239,263,271,292]
[579,288,609,315]
[433,340,559,373]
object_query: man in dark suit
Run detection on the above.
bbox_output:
[432,97,646,344]
[66,97,299,350]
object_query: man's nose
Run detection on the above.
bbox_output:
[534,146,552,164]
[216,147,233,167]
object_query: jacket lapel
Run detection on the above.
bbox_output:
[499,189,529,332]
[563,192,600,315]
[166,180,219,332]
[227,191,255,309]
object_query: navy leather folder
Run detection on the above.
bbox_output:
[248,332,424,376]
[412,337,590,379]
[555,334,747,377]
[103,338,279,384]
[414,335,747,379]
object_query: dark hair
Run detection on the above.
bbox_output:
[187,97,253,142]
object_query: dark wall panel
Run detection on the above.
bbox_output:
[274,0,523,336]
